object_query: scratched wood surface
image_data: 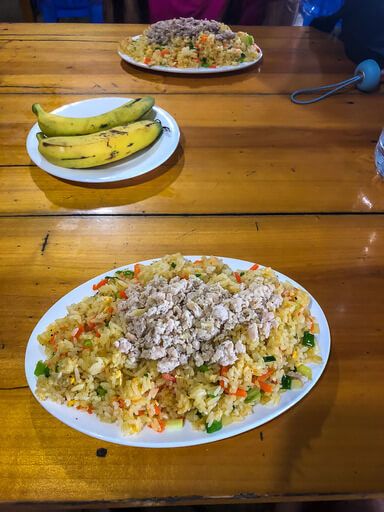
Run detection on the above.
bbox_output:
[0,215,383,506]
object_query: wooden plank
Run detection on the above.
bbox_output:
[0,93,383,214]
[0,25,358,95]
[0,23,330,39]
[0,215,383,504]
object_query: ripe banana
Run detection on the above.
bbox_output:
[32,97,155,137]
[37,119,163,169]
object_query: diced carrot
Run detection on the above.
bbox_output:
[107,306,114,314]
[220,365,230,376]
[162,373,176,383]
[95,330,101,338]
[143,57,151,64]
[209,65,217,68]
[249,263,259,271]
[93,278,108,291]
[200,34,208,43]
[310,319,315,334]
[74,325,84,339]
[134,263,141,279]
[87,406,94,415]
[160,49,170,56]
[231,388,247,398]
[257,368,274,382]
[137,410,145,416]
[219,379,228,390]
[259,381,273,393]
[154,404,161,416]
[49,334,57,347]
[117,398,125,409]
[119,290,127,299]
[157,419,166,432]
[234,272,242,283]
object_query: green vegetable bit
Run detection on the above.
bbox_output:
[116,270,134,278]
[34,360,50,378]
[244,387,261,404]
[206,419,222,434]
[55,364,59,373]
[240,272,245,276]
[197,364,209,372]
[96,385,107,397]
[170,262,176,269]
[263,355,276,362]
[200,57,209,67]
[83,339,93,347]
[281,375,292,390]
[246,34,254,46]
[188,41,195,49]
[302,331,315,347]
[195,273,201,277]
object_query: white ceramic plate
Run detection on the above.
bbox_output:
[118,36,263,74]
[25,256,330,448]
[26,97,180,184]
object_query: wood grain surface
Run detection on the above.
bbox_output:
[0,23,383,507]
[0,215,383,506]
[1,91,384,214]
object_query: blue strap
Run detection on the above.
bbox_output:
[290,74,362,105]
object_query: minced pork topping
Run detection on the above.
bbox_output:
[114,275,283,373]
[145,17,235,46]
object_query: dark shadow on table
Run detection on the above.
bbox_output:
[29,142,184,211]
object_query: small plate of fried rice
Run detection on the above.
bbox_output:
[25,255,330,447]
[118,18,263,74]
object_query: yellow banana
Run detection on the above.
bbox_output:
[32,97,155,137]
[37,120,162,169]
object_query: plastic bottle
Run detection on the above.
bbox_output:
[301,0,344,25]
[375,129,384,178]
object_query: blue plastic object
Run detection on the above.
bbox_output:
[38,0,103,23]
[291,59,382,104]
[301,0,344,25]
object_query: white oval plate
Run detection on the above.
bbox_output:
[26,97,180,184]
[118,36,263,74]
[25,256,330,448]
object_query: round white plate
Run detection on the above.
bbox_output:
[25,256,331,448]
[26,97,180,184]
[118,36,263,74]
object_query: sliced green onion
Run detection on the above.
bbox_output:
[96,385,107,397]
[281,375,292,390]
[244,387,261,404]
[83,340,93,347]
[34,360,50,378]
[263,355,276,362]
[165,418,184,430]
[200,57,209,67]
[116,270,134,277]
[195,273,201,277]
[297,364,312,380]
[206,419,222,434]
[170,262,176,269]
[197,364,209,372]
[302,331,315,347]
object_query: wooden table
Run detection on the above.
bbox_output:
[0,23,383,509]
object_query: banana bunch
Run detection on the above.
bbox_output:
[33,97,163,169]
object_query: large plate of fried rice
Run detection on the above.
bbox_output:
[118,18,263,74]
[25,255,330,448]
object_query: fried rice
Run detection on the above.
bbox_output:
[34,255,321,435]
[119,18,261,69]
